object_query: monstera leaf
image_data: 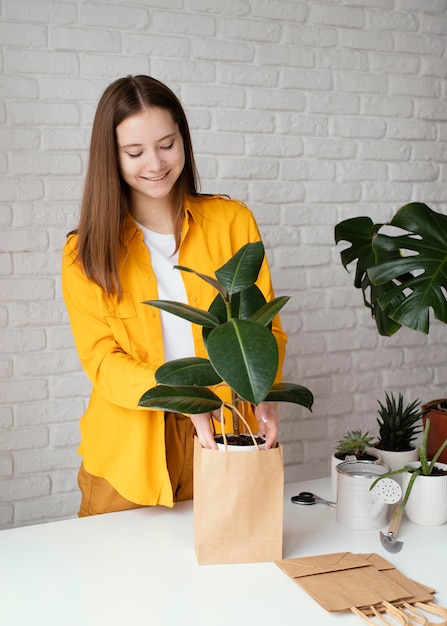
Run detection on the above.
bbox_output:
[335,216,408,336]
[369,203,447,334]
[336,203,447,335]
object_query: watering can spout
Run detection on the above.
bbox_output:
[367,497,388,521]
[369,478,402,520]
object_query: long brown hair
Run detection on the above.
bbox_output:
[73,75,200,297]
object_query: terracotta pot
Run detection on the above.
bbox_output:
[422,398,447,463]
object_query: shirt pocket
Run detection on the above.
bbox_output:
[98,292,140,357]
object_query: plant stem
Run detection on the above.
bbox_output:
[231,389,240,437]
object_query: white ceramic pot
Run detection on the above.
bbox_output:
[377,448,418,474]
[216,434,265,452]
[331,449,381,501]
[401,462,447,526]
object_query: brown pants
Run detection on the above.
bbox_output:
[78,412,195,517]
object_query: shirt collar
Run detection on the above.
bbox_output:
[122,195,205,245]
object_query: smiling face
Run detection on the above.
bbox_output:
[116,106,185,222]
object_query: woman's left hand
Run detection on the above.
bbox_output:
[254,402,279,449]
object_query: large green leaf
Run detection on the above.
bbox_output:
[206,318,278,405]
[138,384,223,414]
[250,296,289,326]
[142,300,220,328]
[155,357,222,386]
[173,265,227,299]
[263,382,314,410]
[202,284,268,344]
[368,203,447,334]
[215,241,264,295]
[231,284,268,320]
[335,216,409,336]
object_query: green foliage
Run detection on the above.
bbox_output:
[138,242,313,428]
[370,419,447,518]
[335,202,447,336]
[335,430,376,457]
[376,391,422,452]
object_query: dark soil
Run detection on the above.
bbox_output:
[334,452,379,462]
[429,466,447,476]
[215,434,265,447]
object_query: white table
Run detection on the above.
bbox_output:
[1,478,445,626]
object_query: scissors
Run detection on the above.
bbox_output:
[291,491,336,508]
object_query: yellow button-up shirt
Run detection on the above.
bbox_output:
[62,195,287,506]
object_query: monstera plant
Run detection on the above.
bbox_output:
[335,202,447,336]
[335,201,447,461]
[138,241,313,443]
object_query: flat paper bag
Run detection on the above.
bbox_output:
[193,436,284,565]
[275,552,412,612]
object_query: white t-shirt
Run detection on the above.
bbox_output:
[138,223,195,362]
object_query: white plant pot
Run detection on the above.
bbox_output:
[401,462,447,526]
[377,448,418,475]
[331,449,381,501]
[216,434,265,452]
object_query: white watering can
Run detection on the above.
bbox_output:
[336,460,402,530]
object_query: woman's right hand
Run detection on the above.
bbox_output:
[188,411,221,449]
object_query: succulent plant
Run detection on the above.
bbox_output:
[376,392,422,452]
[335,430,376,458]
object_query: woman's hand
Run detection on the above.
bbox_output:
[188,411,220,449]
[255,402,279,449]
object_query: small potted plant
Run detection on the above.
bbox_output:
[375,391,422,472]
[370,419,447,526]
[331,430,380,499]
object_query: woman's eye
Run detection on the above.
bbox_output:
[161,141,174,150]
[126,152,142,159]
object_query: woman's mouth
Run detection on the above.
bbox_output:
[143,172,169,182]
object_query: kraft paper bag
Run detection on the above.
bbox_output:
[275,552,411,612]
[275,551,444,623]
[193,436,284,565]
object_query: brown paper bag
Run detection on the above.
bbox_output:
[275,551,446,623]
[193,436,284,565]
[275,552,412,612]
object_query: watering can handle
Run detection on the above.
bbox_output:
[388,505,404,536]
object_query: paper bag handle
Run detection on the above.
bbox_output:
[414,602,447,624]
[351,601,447,626]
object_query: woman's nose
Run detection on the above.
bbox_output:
[143,150,164,171]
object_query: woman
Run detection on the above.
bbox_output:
[62,75,287,516]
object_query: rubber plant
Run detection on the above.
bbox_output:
[138,241,313,441]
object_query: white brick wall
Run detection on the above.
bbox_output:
[1,0,447,528]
